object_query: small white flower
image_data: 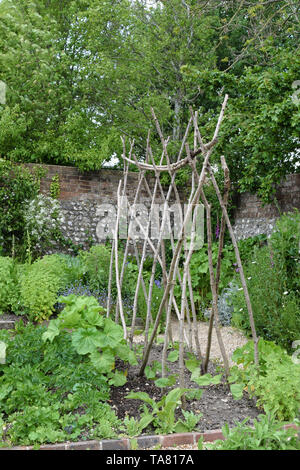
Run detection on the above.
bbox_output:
[283,291,289,295]
[238,287,243,291]
[251,261,257,264]
[247,277,252,280]
[239,308,243,312]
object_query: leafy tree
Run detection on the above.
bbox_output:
[0,0,117,168]
[0,0,299,199]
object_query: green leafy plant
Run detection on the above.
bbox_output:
[19,255,69,321]
[231,211,300,352]
[80,245,112,292]
[126,388,189,435]
[199,414,300,450]
[144,358,177,388]
[229,340,300,421]
[42,294,137,384]
[0,322,122,446]
[184,353,222,386]
[121,414,154,438]
[56,254,87,286]
[175,409,203,433]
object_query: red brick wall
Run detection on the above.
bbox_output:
[234,173,300,219]
[25,163,143,202]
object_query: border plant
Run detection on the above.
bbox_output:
[198,414,300,450]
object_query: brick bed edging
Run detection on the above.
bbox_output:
[1,424,298,450]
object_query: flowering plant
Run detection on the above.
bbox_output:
[24,194,64,254]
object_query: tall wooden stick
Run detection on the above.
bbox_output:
[204,156,231,372]
[203,193,230,377]
[207,162,259,365]
[114,180,128,338]
[186,142,230,375]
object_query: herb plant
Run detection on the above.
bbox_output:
[229,339,300,421]
[199,414,300,450]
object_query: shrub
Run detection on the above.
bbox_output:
[20,255,69,322]
[229,339,300,422]
[0,160,44,258]
[24,194,64,257]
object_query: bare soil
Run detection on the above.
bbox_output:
[110,342,261,435]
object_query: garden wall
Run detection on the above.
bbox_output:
[233,173,300,240]
[25,163,300,248]
[25,163,177,250]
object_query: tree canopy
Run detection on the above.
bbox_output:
[0,0,299,200]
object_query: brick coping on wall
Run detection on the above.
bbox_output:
[1,424,298,450]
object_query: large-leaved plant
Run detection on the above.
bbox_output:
[42,294,137,386]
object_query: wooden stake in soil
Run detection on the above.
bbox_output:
[207,163,259,365]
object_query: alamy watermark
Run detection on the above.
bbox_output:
[96,198,204,250]
[0,81,6,105]
[0,341,6,365]
[291,340,300,365]
[292,80,300,105]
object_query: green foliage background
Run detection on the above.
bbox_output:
[0,0,299,201]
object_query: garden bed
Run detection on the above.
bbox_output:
[109,343,261,433]
[0,316,258,433]
[1,315,299,450]
[0,319,261,448]
[3,338,299,451]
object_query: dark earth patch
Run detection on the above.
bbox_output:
[110,343,261,434]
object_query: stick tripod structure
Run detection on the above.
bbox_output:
[107,95,259,387]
